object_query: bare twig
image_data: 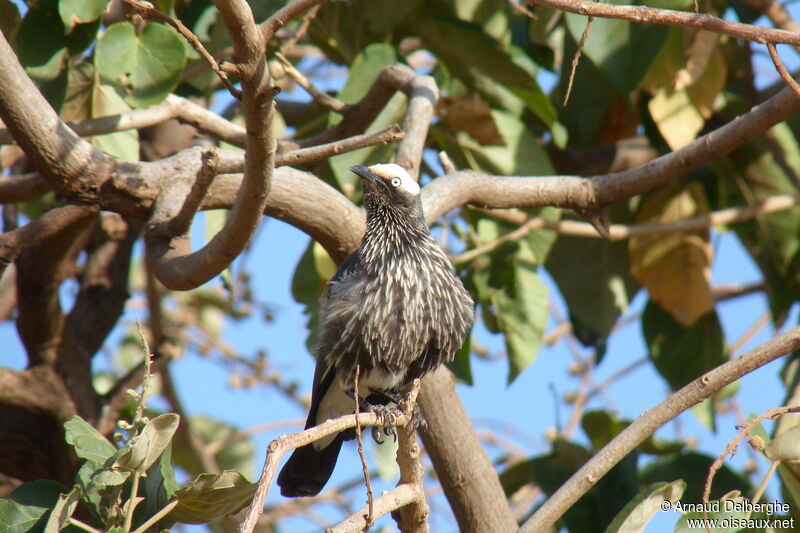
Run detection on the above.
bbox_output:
[275,52,345,112]
[526,0,800,46]
[261,0,328,43]
[394,380,429,532]
[521,327,800,532]
[766,42,800,97]
[279,3,322,54]
[327,484,424,533]
[122,0,241,98]
[450,193,800,264]
[395,75,438,179]
[353,365,374,529]
[564,16,594,106]
[702,406,800,520]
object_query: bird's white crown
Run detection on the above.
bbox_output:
[367,163,420,196]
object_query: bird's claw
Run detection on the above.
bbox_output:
[370,404,399,444]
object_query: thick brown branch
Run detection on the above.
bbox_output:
[144,0,276,291]
[521,326,800,532]
[417,368,517,533]
[395,75,438,180]
[527,0,800,46]
[395,419,429,532]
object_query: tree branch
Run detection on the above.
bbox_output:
[327,484,423,533]
[143,0,275,290]
[395,74,438,180]
[421,78,800,224]
[526,0,800,46]
[260,0,328,43]
[520,326,800,532]
[417,368,517,533]
[237,383,421,533]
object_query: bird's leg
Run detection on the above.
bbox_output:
[344,389,399,443]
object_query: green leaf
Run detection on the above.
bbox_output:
[499,251,548,383]
[766,426,800,462]
[59,0,109,32]
[167,471,256,525]
[604,480,685,533]
[0,480,67,533]
[640,452,753,503]
[642,300,727,391]
[546,233,639,343]
[0,499,49,533]
[291,240,327,352]
[115,413,180,473]
[500,440,638,533]
[456,109,554,176]
[96,21,187,108]
[64,415,117,464]
[582,410,684,456]
[139,443,179,531]
[565,0,668,93]
[43,487,80,533]
[62,63,139,161]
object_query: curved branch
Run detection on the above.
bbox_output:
[395,74,438,179]
[520,326,800,533]
[421,78,800,224]
[145,0,277,291]
[526,0,800,46]
[0,173,51,203]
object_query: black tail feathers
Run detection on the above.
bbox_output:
[277,434,344,497]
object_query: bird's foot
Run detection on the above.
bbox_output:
[370,404,399,444]
[411,403,427,430]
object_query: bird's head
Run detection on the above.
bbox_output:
[350,164,420,208]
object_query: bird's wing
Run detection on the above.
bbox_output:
[324,249,361,298]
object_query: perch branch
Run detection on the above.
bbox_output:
[327,484,424,533]
[237,382,421,533]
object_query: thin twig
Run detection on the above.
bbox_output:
[765,42,800,97]
[279,3,322,54]
[122,0,241,98]
[275,52,345,112]
[564,16,594,106]
[525,0,800,46]
[702,406,800,522]
[353,364,374,530]
[451,193,800,264]
[748,460,779,518]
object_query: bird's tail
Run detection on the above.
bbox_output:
[277,434,344,497]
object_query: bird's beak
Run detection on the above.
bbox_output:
[349,165,380,184]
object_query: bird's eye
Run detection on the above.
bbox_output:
[391,177,402,188]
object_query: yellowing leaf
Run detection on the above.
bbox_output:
[687,46,727,119]
[630,184,713,326]
[648,88,704,150]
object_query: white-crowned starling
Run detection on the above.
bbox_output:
[277,163,474,497]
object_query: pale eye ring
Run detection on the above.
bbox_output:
[391,177,402,188]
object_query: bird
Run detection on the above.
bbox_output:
[277,163,475,497]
